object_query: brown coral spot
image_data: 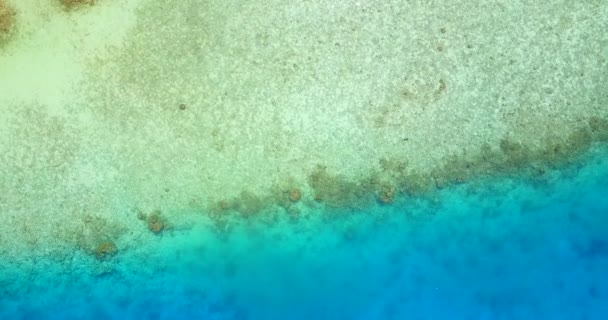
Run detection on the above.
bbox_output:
[59,0,95,10]
[0,0,16,40]
[147,211,165,234]
[288,188,301,202]
[95,241,116,259]
[378,185,396,204]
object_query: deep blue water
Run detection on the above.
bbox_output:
[1,144,607,320]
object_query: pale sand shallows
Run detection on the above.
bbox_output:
[0,1,607,257]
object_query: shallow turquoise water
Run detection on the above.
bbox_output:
[1,145,607,320]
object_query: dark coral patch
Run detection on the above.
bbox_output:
[59,0,96,10]
[0,0,16,42]
[95,241,117,259]
[288,188,301,203]
[137,209,168,234]
[307,165,372,209]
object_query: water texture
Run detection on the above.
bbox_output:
[1,1,607,319]
[1,145,606,319]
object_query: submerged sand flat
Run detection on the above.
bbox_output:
[0,1,607,257]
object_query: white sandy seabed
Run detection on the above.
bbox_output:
[0,0,607,259]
